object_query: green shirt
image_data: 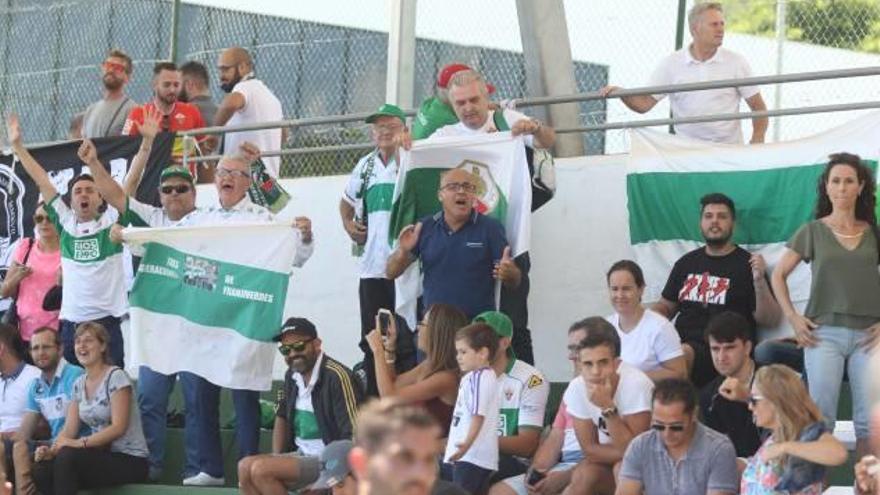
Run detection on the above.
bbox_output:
[411,96,459,140]
[789,220,880,329]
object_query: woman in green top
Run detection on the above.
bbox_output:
[771,152,880,461]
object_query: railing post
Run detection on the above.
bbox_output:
[169,0,181,64]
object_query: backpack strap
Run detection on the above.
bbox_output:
[492,110,510,132]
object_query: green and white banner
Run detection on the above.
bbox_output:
[628,111,880,303]
[389,132,532,324]
[125,223,296,390]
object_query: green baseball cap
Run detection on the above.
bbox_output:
[473,311,516,360]
[160,165,194,184]
[365,103,406,124]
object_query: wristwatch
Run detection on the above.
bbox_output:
[601,406,619,419]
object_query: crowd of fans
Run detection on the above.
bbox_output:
[0,2,878,495]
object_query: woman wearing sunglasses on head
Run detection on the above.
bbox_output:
[741,365,847,494]
[1,203,61,349]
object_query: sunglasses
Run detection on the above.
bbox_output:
[160,185,192,195]
[278,338,314,356]
[748,395,765,406]
[651,423,686,432]
[33,214,50,224]
[102,61,127,73]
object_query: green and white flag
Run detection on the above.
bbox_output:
[126,223,296,390]
[388,133,532,324]
[628,111,880,304]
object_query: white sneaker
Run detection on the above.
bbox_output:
[182,472,225,486]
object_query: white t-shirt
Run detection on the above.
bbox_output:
[433,109,535,148]
[607,309,684,374]
[444,367,500,470]
[0,363,41,432]
[292,352,325,457]
[224,78,284,178]
[649,46,759,144]
[562,362,653,445]
[176,196,313,268]
[342,150,398,279]
[46,196,128,321]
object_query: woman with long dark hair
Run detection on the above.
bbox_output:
[367,303,466,436]
[771,152,880,460]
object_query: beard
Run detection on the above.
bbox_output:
[103,74,124,91]
[220,69,243,93]
[703,230,732,248]
[157,92,178,106]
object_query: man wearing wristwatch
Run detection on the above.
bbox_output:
[560,317,653,495]
[430,69,556,366]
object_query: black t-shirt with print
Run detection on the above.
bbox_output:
[661,246,757,343]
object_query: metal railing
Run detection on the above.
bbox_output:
[177,65,880,166]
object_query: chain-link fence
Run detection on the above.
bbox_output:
[1,0,879,174]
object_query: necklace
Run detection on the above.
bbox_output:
[831,229,864,239]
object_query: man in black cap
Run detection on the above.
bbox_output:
[238,317,364,495]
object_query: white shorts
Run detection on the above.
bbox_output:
[500,462,578,495]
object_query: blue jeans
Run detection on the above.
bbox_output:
[137,366,200,479]
[803,325,871,438]
[60,316,124,368]
[754,338,804,375]
[196,378,261,478]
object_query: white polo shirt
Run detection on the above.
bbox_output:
[0,363,41,433]
[649,46,760,144]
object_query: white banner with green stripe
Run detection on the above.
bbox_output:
[628,111,880,303]
[125,223,296,390]
[389,133,532,325]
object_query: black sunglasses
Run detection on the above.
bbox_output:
[160,185,192,195]
[278,338,314,356]
[651,423,686,432]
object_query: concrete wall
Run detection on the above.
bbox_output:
[182,153,800,382]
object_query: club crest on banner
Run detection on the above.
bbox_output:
[455,159,499,215]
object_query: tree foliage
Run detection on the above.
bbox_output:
[724,0,880,53]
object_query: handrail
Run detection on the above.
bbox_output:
[177,66,880,137]
[555,101,880,133]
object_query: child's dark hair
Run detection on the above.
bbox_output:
[455,323,499,359]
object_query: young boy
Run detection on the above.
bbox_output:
[444,323,501,494]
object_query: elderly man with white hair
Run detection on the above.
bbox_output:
[176,143,314,486]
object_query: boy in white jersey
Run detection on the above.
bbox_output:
[444,323,501,494]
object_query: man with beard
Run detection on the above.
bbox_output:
[213,47,285,179]
[238,318,362,495]
[7,116,128,368]
[180,61,218,127]
[122,62,206,171]
[653,193,780,387]
[12,327,84,495]
[81,49,138,138]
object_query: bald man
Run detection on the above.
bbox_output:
[214,47,285,179]
[386,168,520,319]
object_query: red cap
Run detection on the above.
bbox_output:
[437,63,496,94]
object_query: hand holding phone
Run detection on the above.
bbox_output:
[526,469,546,487]
[378,309,392,337]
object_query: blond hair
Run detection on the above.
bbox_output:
[74,321,112,364]
[688,2,723,30]
[754,365,822,444]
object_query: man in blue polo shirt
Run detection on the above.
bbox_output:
[13,327,84,494]
[386,168,521,318]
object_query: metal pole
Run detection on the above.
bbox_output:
[385,0,417,108]
[773,0,786,142]
[169,0,181,63]
[671,0,688,134]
